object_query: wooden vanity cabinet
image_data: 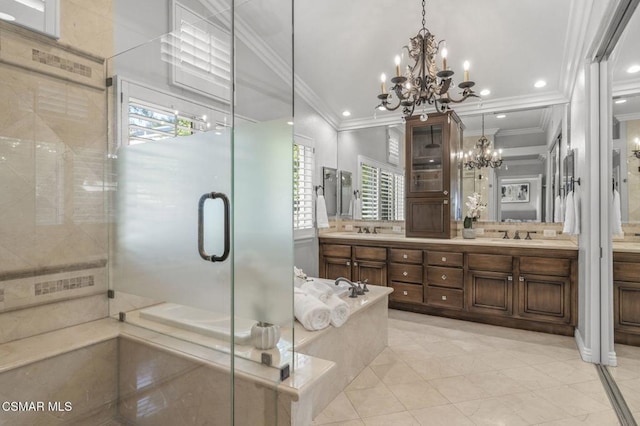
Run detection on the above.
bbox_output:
[319,238,578,335]
[405,112,462,239]
[319,244,387,286]
[613,252,640,345]
[466,254,514,317]
[388,248,423,304]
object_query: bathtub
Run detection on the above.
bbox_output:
[139,303,257,345]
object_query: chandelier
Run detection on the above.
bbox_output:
[463,115,503,170]
[376,0,478,119]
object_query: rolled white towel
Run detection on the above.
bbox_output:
[294,292,331,331]
[301,280,332,303]
[326,293,350,327]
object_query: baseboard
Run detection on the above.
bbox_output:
[574,329,593,362]
[607,350,618,367]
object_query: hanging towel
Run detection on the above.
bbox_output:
[612,189,624,237]
[316,195,330,229]
[562,191,575,235]
[326,293,350,327]
[294,290,331,331]
[353,197,362,220]
[553,195,563,223]
[572,191,581,235]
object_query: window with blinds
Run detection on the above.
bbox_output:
[361,161,404,221]
[293,143,314,231]
[128,100,197,145]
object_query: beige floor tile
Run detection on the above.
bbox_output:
[369,347,402,366]
[345,367,381,391]
[387,380,449,410]
[532,360,599,385]
[464,370,529,396]
[535,409,620,425]
[410,404,474,426]
[361,411,420,426]
[448,337,496,353]
[568,379,613,407]
[533,385,612,416]
[312,392,360,425]
[405,354,494,381]
[500,365,563,390]
[476,350,530,370]
[419,340,471,358]
[455,396,529,425]
[369,362,423,385]
[427,376,488,403]
[501,391,573,424]
[345,383,406,419]
[316,421,365,426]
[390,345,438,363]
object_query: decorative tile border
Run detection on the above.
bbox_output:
[35,275,95,296]
[32,49,93,78]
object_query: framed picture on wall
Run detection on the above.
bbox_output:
[501,182,530,203]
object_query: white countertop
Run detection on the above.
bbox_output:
[319,232,578,250]
[613,242,640,254]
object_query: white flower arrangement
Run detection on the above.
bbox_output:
[465,192,486,221]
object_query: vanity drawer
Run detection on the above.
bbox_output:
[426,266,463,289]
[614,262,640,282]
[389,248,423,264]
[425,286,464,310]
[354,246,387,261]
[389,263,423,283]
[390,282,423,304]
[322,244,351,258]
[468,254,513,273]
[427,251,463,267]
[520,257,571,277]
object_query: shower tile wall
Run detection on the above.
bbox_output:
[0,1,113,344]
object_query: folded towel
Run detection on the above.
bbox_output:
[553,195,563,223]
[301,280,332,303]
[612,189,623,236]
[326,293,350,327]
[316,195,330,228]
[294,291,331,331]
[562,191,575,235]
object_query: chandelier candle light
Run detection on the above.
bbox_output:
[376,0,479,119]
[463,114,503,170]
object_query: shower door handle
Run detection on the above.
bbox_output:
[198,192,230,262]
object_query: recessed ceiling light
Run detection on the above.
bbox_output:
[480,89,491,96]
[627,65,640,74]
[0,12,16,21]
[287,121,294,126]
[534,80,547,88]
[615,99,627,104]
[496,114,506,119]
[342,110,351,117]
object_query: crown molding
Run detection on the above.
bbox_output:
[500,145,547,160]
[559,0,593,99]
[497,127,546,137]
[539,106,553,132]
[464,127,499,137]
[612,77,640,98]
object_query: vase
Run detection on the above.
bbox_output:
[251,322,281,350]
[462,228,476,239]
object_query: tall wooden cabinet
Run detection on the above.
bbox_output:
[405,111,462,238]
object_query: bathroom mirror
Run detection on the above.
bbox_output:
[322,166,338,217]
[339,170,353,217]
[612,92,640,223]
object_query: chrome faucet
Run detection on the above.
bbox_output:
[514,230,521,240]
[335,277,360,298]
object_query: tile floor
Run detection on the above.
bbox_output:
[610,343,640,420]
[312,309,622,426]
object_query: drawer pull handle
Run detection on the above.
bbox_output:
[403,254,408,259]
[441,295,447,300]
[441,274,447,280]
[403,271,408,276]
[507,276,513,281]
[346,261,350,266]
[354,262,358,266]
[403,291,408,296]
[442,257,447,262]
[443,190,448,195]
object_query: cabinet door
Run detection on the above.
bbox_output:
[614,281,640,335]
[353,260,387,286]
[405,197,449,238]
[406,114,449,198]
[517,274,571,324]
[467,270,513,316]
[323,257,352,281]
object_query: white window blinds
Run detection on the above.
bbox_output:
[360,160,404,221]
[293,143,314,230]
[128,100,198,145]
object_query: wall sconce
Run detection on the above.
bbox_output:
[633,137,640,159]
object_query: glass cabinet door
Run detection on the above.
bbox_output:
[410,124,444,194]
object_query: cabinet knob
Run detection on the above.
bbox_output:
[346,261,351,266]
[354,262,358,266]
[442,257,447,262]
[403,254,408,259]
[403,271,408,276]
[443,200,448,205]
[443,190,449,195]
[403,291,408,296]
[507,276,513,281]
[441,274,447,280]
[519,276,525,282]
[441,295,447,300]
